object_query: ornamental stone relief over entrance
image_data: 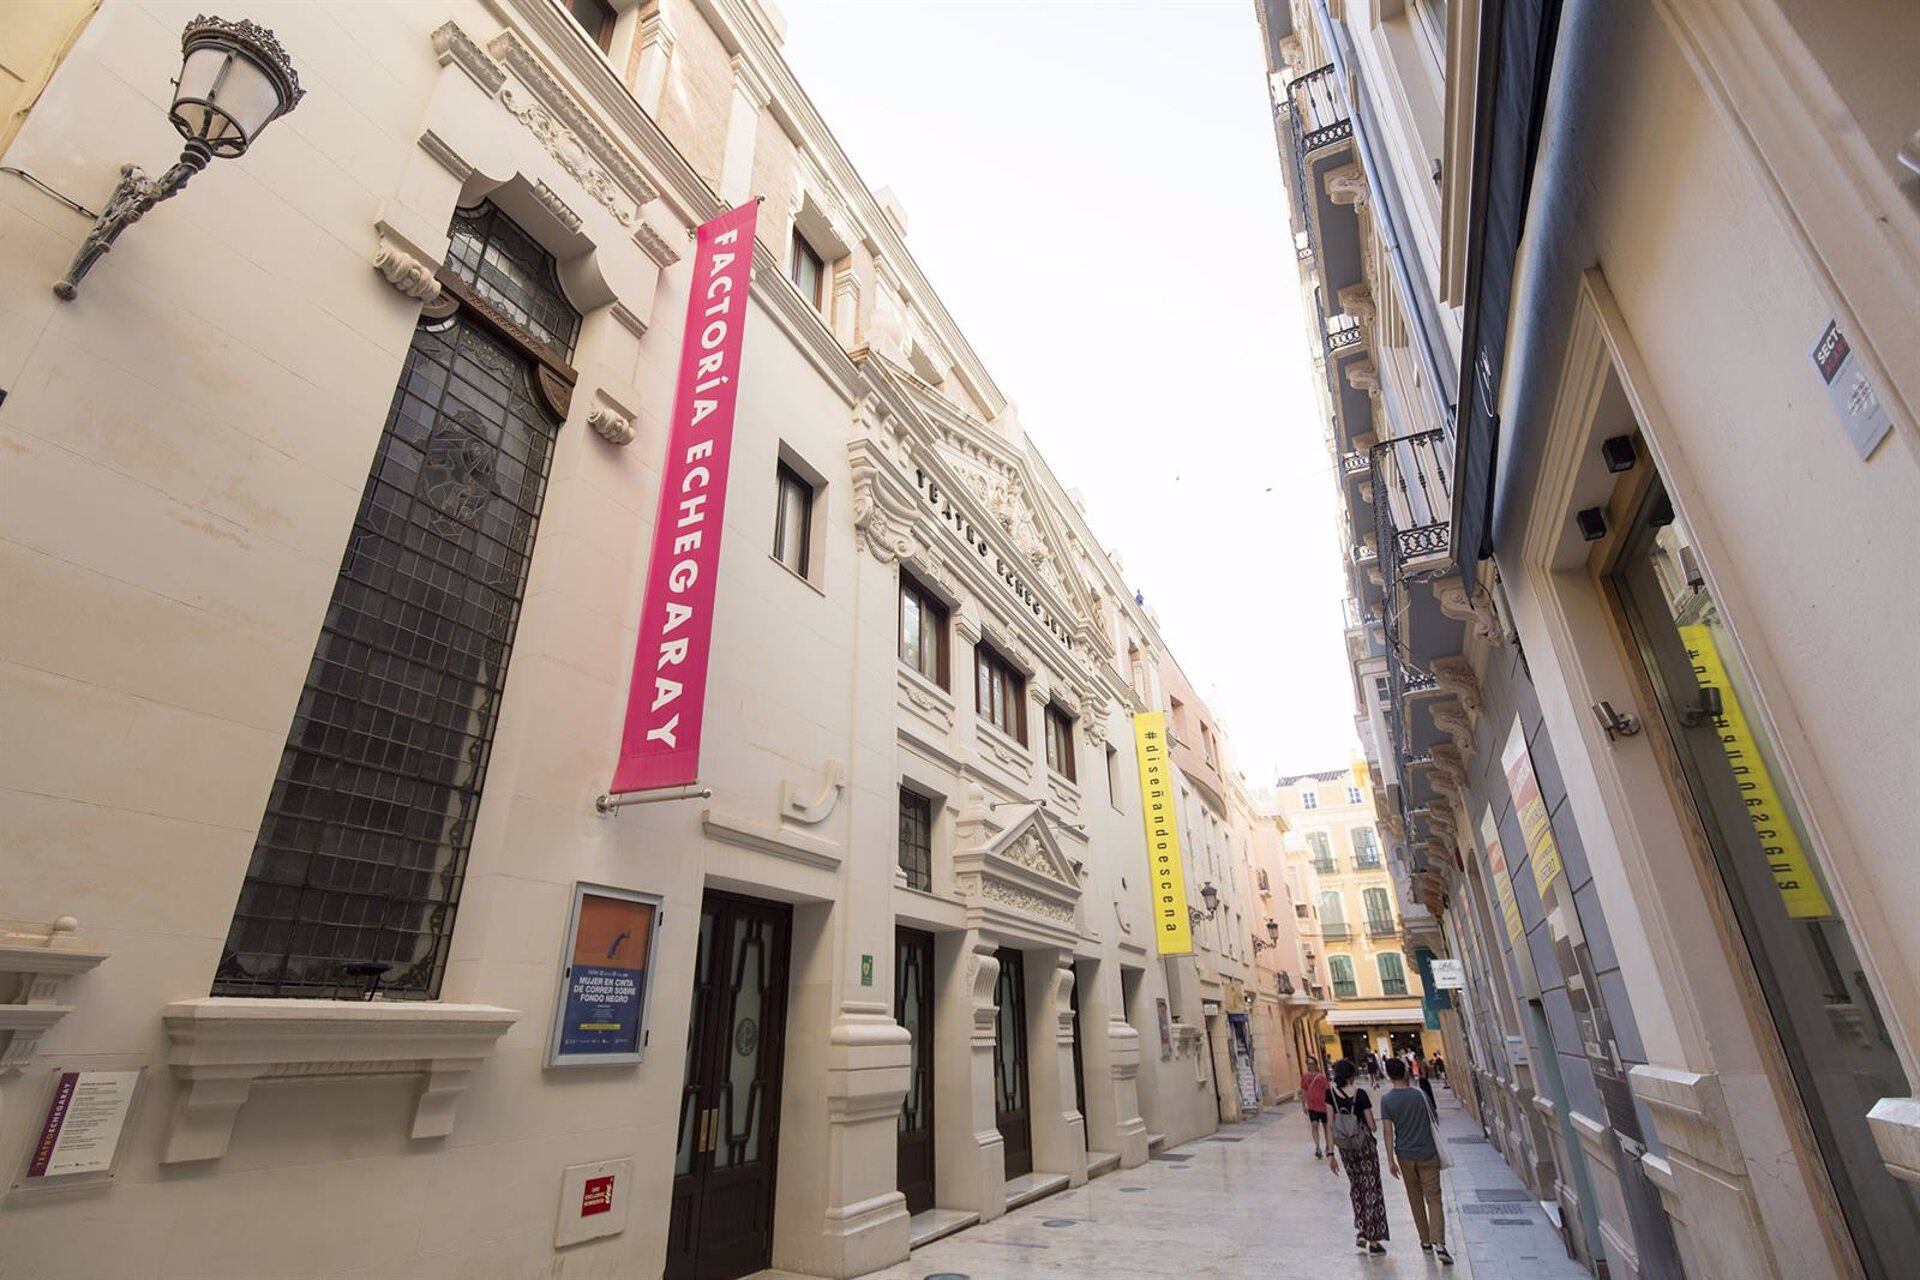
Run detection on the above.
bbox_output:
[952,793,1085,947]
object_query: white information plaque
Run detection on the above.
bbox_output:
[15,1069,142,1191]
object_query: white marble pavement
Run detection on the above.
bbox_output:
[755,1086,1589,1280]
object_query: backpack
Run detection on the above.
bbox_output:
[1330,1087,1370,1150]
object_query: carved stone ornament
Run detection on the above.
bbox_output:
[633,221,680,268]
[1432,655,1483,720]
[1327,163,1370,206]
[1431,699,1476,756]
[500,86,636,227]
[953,810,1081,935]
[431,21,505,94]
[587,403,634,446]
[848,437,922,565]
[1345,359,1379,393]
[1336,283,1375,330]
[1433,576,1505,646]
[781,759,846,826]
[373,235,444,303]
[532,179,582,233]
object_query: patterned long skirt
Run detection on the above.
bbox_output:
[1342,1140,1391,1242]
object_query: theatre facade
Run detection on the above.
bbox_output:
[0,2,1277,1277]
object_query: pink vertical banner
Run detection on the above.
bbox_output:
[610,202,759,795]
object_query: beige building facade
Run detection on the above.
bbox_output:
[1258,0,1920,1278]
[0,3,1274,1278]
[1275,762,1438,1068]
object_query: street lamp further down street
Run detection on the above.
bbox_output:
[54,15,304,299]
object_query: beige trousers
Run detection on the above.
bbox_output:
[1399,1155,1446,1247]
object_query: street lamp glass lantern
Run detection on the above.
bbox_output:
[1266,918,1281,943]
[169,17,305,158]
[1200,882,1219,915]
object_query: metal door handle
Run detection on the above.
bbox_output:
[1677,685,1723,727]
[1592,700,1641,741]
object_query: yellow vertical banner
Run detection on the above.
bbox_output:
[1678,625,1833,919]
[1133,711,1194,955]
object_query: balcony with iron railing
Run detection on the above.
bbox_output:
[1289,64,1353,154]
[1326,309,1363,355]
[1321,921,1352,940]
[1371,428,1458,840]
[1311,857,1337,875]
[1367,917,1397,937]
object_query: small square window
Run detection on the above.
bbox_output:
[789,230,826,309]
[773,461,814,579]
[1044,704,1076,782]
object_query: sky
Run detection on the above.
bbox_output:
[778,0,1360,781]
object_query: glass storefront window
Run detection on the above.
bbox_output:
[1610,479,1920,1278]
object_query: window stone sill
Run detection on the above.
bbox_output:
[1868,1096,1920,1187]
[161,997,520,1163]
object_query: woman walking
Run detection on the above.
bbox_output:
[1325,1059,1390,1254]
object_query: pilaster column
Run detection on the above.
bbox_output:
[933,935,1007,1221]
[632,10,677,115]
[1028,954,1089,1185]
[720,55,772,203]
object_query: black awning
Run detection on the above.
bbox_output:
[1452,0,1563,585]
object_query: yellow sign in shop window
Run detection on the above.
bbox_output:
[1678,625,1832,920]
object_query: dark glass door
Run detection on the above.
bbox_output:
[1068,966,1087,1149]
[1610,481,1920,1278]
[992,947,1032,1179]
[667,892,791,1280]
[895,928,936,1215]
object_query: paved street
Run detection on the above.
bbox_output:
[772,1088,1585,1280]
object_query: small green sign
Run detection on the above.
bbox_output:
[860,954,873,987]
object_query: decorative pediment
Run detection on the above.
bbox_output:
[952,808,1082,942]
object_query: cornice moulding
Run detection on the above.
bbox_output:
[160,998,519,1163]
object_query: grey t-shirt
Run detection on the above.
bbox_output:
[1380,1084,1438,1159]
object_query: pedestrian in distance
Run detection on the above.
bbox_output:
[1413,1051,1439,1115]
[1325,1058,1390,1254]
[1382,1057,1453,1265]
[1301,1056,1333,1158]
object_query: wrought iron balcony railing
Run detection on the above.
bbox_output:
[1369,429,1452,571]
[1311,857,1337,874]
[1326,311,1363,354]
[1321,922,1352,940]
[1367,918,1397,937]
[1355,854,1382,869]
[1289,64,1354,153]
[1342,451,1371,477]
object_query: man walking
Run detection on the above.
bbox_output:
[1382,1058,1453,1265]
[1300,1056,1332,1157]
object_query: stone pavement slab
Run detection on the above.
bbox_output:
[757,1087,1588,1280]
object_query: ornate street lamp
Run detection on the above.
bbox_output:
[55,15,304,299]
[1266,918,1281,944]
[1199,882,1220,918]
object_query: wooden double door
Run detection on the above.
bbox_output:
[667,892,791,1280]
[992,947,1033,1179]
